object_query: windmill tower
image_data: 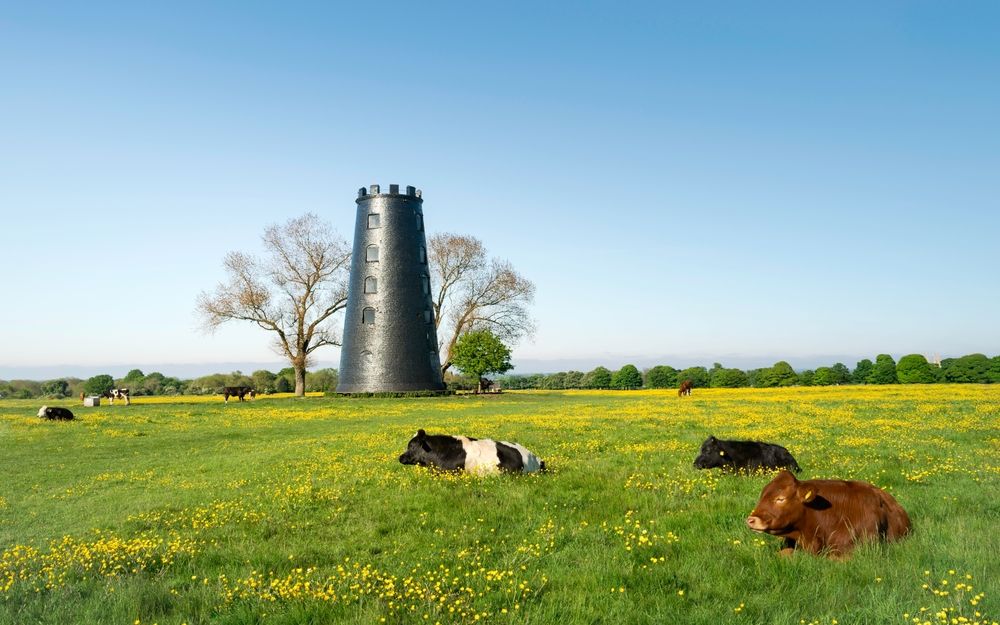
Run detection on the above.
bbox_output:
[336,184,446,393]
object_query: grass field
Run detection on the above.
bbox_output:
[1,386,997,625]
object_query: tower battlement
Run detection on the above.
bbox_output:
[357,184,422,200]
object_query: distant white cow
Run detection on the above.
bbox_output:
[101,388,131,405]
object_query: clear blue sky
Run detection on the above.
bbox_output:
[2,2,998,378]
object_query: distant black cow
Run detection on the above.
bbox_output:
[223,386,256,403]
[399,429,545,474]
[101,388,130,405]
[37,405,74,420]
[678,380,693,397]
[693,435,801,473]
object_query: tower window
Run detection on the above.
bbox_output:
[419,245,426,263]
[367,213,381,229]
[416,212,424,232]
[362,307,375,325]
[364,277,377,294]
[423,310,432,324]
[366,245,379,262]
[421,275,430,295]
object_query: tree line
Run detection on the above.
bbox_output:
[493,353,1000,390]
[6,353,998,399]
[0,368,340,400]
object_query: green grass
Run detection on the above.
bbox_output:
[1,386,997,624]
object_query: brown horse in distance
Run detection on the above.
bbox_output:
[678,379,693,397]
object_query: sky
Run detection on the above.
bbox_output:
[1,2,998,379]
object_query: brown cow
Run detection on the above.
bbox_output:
[678,379,693,397]
[746,470,910,558]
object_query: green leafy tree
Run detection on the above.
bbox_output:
[542,372,568,389]
[710,368,748,388]
[853,359,874,384]
[942,353,991,383]
[758,361,797,387]
[122,369,145,388]
[677,366,710,388]
[251,370,278,394]
[896,354,937,384]
[274,376,292,393]
[830,363,851,385]
[798,370,814,386]
[306,368,339,392]
[225,371,254,387]
[450,330,514,393]
[813,367,835,386]
[611,364,643,390]
[564,370,585,389]
[868,354,898,384]
[83,374,115,396]
[989,356,1000,383]
[41,379,70,398]
[190,373,228,395]
[645,365,678,389]
[582,366,612,389]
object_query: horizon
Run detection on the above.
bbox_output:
[0,350,979,382]
[2,3,998,376]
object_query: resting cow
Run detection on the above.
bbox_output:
[38,406,75,420]
[693,435,801,473]
[399,429,545,475]
[747,469,910,557]
[223,386,256,402]
[678,380,693,396]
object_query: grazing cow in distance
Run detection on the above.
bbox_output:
[694,435,801,473]
[38,406,75,420]
[223,386,256,403]
[101,388,131,405]
[747,470,910,558]
[399,429,545,475]
[678,380,693,397]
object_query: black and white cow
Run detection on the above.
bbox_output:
[693,435,801,473]
[101,388,130,405]
[399,429,545,474]
[223,386,256,403]
[38,405,75,420]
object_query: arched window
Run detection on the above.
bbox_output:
[362,307,375,325]
[366,245,379,262]
[415,212,424,232]
[364,277,377,294]
[367,213,381,229]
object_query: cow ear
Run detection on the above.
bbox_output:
[800,488,816,503]
[709,435,717,442]
[416,429,426,438]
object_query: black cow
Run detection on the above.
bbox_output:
[37,405,75,420]
[223,386,256,402]
[693,435,801,473]
[399,429,545,474]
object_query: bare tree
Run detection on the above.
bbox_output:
[428,233,535,374]
[197,213,351,396]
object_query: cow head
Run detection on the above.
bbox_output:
[37,406,48,418]
[746,470,815,534]
[693,435,730,469]
[399,429,433,466]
